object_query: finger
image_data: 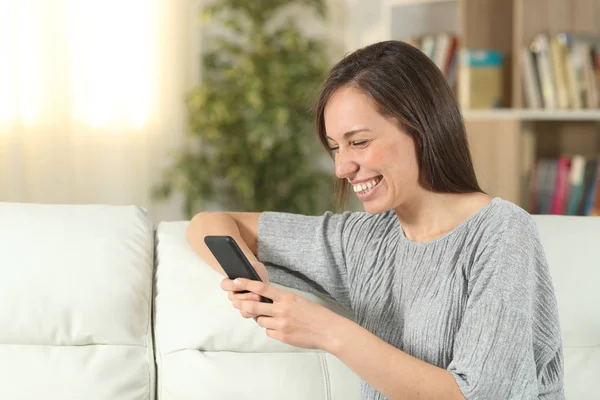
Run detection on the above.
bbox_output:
[222,278,255,293]
[240,310,256,319]
[229,292,259,302]
[232,278,281,302]
[232,299,275,317]
[255,315,278,329]
[264,329,280,341]
[221,278,237,291]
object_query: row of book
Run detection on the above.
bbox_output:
[522,33,600,110]
[403,33,459,88]
[404,34,504,109]
[529,155,599,216]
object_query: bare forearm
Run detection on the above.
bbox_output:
[186,212,259,275]
[328,318,464,400]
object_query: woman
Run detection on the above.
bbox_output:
[186,41,564,399]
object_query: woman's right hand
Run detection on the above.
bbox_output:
[223,260,269,319]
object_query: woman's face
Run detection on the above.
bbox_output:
[324,86,422,214]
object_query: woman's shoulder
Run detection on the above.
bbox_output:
[474,197,540,236]
[465,197,547,263]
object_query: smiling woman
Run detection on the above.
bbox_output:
[187,40,565,400]
[315,44,482,212]
[0,0,194,216]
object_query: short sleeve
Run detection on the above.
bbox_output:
[447,213,565,399]
[257,211,355,310]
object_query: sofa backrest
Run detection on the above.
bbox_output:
[154,221,361,400]
[532,215,600,399]
[0,203,156,400]
[1,202,598,400]
[155,215,600,400]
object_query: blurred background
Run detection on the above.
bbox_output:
[1,0,599,223]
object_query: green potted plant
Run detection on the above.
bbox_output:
[153,0,335,218]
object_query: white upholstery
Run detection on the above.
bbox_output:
[1,201,598,400]
[0,202,156,400]
[154,221,360,400]
[154,216,599,400]
[532,215,600,399]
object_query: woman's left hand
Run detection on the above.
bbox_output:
[221,277,346,352]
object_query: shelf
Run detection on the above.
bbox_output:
[462,109,600,121]
[380,0,600,209]
[520,110,600,121]
[388,0,458,5]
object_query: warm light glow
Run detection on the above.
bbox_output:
[69,0,152,129]
[0,0,156,129]
[0,0,14,123]
[16,0,41,124]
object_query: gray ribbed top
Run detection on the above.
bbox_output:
[257,197,564,399]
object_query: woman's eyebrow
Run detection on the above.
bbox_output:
[326,128,372,141]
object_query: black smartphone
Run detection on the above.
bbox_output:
[203,235,273,304]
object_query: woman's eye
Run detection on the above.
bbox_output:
[328,146,339,154]
[351,140,368,147]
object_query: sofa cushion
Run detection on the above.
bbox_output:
[0,202,155,400]
[532,215,600,400]
[154,221,360,400]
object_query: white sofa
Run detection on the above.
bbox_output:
[0,202,598,400]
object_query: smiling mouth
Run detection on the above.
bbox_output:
[352,176,382,195]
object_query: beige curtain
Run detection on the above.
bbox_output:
[0,0,200,221]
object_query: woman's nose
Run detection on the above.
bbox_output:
[335,150,359,179]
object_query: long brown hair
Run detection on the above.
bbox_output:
[314,40,484,210]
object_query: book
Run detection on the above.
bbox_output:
[459,49,504,109]
[521,32,600,110]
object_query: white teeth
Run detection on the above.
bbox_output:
[352,177,381,193]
